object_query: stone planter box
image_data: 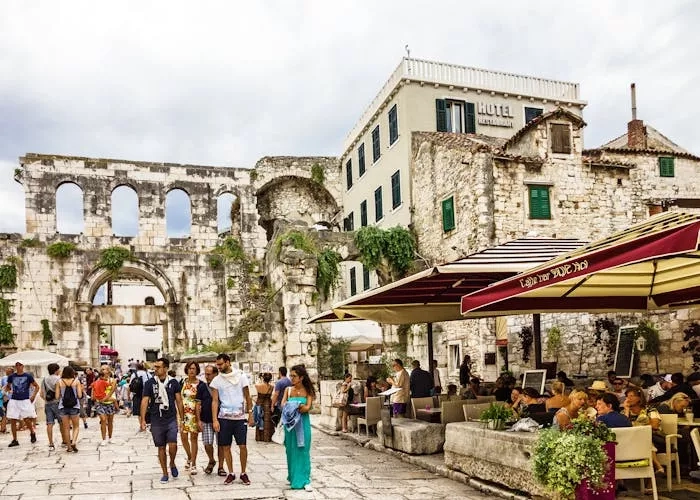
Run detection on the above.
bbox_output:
[444,421,547,497]
[378,419,445,455]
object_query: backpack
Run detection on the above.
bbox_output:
[61,381,78,409]
[129,375,143,395]
[43,379,56,402]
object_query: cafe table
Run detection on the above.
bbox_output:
[677,417,700,427]
[415,408,442,423]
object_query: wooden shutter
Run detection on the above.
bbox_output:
[345,159,353,189]
[350,267,357,296]
[529,186,551,220]
[360,200,368,227]
[442,196,455,232]
[391,171,401,208]
[362,266,370,290]
[372,126,381,162]
[659,157,675,177]
[551,124,571,154]
[358,143,366,176]
[436,99,447,132]
[374,187,383,221]
[464,102,476,134]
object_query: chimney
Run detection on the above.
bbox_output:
[627,83,647,149]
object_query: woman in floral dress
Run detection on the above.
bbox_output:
[180,361,201,474]
[254,372,274,442]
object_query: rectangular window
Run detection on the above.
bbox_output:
[360,200,368,227]
[345,159,353,190]
[528,185,551,220]
[550,123,572,154]
[449,344,461,374]
[358,143,366,176]
[442,196,455,232]
[343,212,354,231]
[524,106,543,123]
[374,186,383,221]
[436,99,475,133]
[372,126,381,162]
[388,104,398,145]
[362,266,370,291]
[349,267,357,296]
[659,157,675,177]
[391,170,401,209]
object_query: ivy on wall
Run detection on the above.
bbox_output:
[593,318,619,367]
[0,299,13,346]
[46,242,77,260]
[354,226,415,285]
[98,247,132,274]
[311,163,325,185]
[40,319,52,346]
[0,264,17,289]
[316,249,342,300]
[682,322,700,371]
[519,325,534,363]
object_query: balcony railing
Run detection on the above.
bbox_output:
[343,58,584,151]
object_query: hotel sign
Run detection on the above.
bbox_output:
[477,102,514,128]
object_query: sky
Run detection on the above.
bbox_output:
[0,0,698,234]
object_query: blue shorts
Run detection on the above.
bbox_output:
[217,419,247,446]
[45,403,61,424]
[61,407,80,417]
[151,419,178,447]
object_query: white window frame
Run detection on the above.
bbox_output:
[448,342,461,376]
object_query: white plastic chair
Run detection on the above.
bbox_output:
[357,396,381,436]
[657,414,682,492]
[614,426,658,500]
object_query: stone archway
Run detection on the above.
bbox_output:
[76,259,180,366]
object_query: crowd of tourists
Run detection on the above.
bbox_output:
[2,355,315,492]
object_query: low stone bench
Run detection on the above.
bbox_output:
[377,418,445,455]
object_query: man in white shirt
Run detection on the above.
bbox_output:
[211,353,254,486]
[646,374,673,401]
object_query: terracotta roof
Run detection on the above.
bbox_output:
[583,147,700,163]
[503,107,586,150]
[581,156,635,169]
[412,131,507,152]
[599,124,690,153]
[493,154,543,164]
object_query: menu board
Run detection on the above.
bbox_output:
[522,369,547,395]
[614,325,637,378]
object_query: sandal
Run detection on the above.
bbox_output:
[217,468,227,477]
[184,460,191,470]
[190,463,197,475]
[204,461,216,475]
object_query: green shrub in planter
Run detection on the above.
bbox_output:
[479,403,513,430]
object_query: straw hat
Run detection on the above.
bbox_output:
[589,380,607,391]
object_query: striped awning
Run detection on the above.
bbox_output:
[307,238,585,325]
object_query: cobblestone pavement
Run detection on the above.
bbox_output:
[0,415,491,499]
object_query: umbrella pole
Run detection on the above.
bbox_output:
[533,314,542,370]
[427,322,434,379]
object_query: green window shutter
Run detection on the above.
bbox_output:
[529,186,551,220]
[358,143,366,176]
[372,126,381,162]
[345,159,353,190]
[350,267,357,296]
[362,266,370,291]
[374,187,383,221]
[436,99,447,132]
[389,104,398,144]
[442,196,455,232]
[464,102,476,134]
[659,157,675,177]
[391,171,401,208]
[360,200,368,227]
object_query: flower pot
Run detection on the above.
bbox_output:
[487,419,505,430]
[575,442,616,500]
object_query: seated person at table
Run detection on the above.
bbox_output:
[446,384,458,398]
[545,381,570,412]
[553,390,587,430]
[556,371,575,388]
[521,388,546,416]
[595,393,631,428]
[462,378,485,399]
[492,376,511,403]
[509,387,524,414]
[657,391,691,417]
[621,387,665,473]
[364,376,380,400]
[409,360,433,398]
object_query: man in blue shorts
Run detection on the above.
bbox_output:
[211,353,254,486]
[140,357,184,484]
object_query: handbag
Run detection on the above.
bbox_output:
[271,422,285,445]
[331,386,348,408]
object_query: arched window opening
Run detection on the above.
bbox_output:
[111,185,139,236]
[166,189,191,238]
[144,296,155,305]
[56,182,84,234]
[217,193,236,234]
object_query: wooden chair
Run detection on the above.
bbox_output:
[657,413,682,492]
[441,400,467,425]
[463,402,490,421]
[410,397,434,419]
[614,426,658,500]
[357,397,381,436]
[476,395,496,404]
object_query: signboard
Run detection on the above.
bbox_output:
[614,325,637,378]
[368,355,382,364]
[522,369,547,395]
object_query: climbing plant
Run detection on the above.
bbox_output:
[273,229,317,258]
[682,322,700,371]
[311,163,325,185]
[354,225,415,284]
[40,319,52,346]
[20,238,40,248]
[545,326,562,362]
[593,318,619,367]
[0,299,13,346]
[0,264,17,290]
[211,237,246,263]
[635,320,661,373]
[46,242,77,260]
[519,325,534,363]
[98,247,132,274]
[316,249,342,299]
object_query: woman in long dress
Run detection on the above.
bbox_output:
[180,361,201,473]
[281,364,314,492]
[254,372,274,442]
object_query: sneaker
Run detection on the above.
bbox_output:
[108,438,113,444]
[8,440,19,447]
[30,432,36,443]
[240,473,250,486]
[100,440,108,447]
[160,475,168,484]
[224,473,235,485]
[48,444,55,451]
[303,484,313,492]
[170,465,178,478]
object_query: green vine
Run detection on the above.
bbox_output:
[98,247,132,274]
[316,249,342,299]
[273,229,317,258]
[20,238,41,248]
[682,322,700,371]
[545,326,562,361]
[0,265,17,289]
[40,319,52,346]
[0,299,13,346]
[354,226,415,284]
[311,163,325,185]
[519,325,534,363]
[594,318,619,367]
[46,242,77,260]
[635,320,661,372]
[249,170,258,182]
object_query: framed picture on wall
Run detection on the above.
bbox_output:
[253,362,260,373]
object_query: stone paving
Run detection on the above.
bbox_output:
[0,415,490,499]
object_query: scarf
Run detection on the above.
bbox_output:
[156,376,172,412]
[219,368,242,386]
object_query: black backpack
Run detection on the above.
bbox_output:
[61,382,78,409]
[129,375,143,395]
[43,379,56,402]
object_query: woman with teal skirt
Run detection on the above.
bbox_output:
[280,364,315,492]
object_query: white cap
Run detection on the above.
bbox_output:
[663,374,673,382]
[14,360,24,366]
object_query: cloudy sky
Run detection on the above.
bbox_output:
[0,0,697,233]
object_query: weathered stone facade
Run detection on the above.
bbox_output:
[409,110,700,381]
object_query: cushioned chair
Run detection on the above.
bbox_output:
[441,400,467,425]
[463,402,490,421]
[476,395,496,404]
[656,413,682,492]
[357,397,381,436]
[615,426,658,500]
[410,397,434,419]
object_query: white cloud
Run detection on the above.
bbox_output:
[1,0,698,234]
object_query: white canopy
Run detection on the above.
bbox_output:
[0,350,71,368]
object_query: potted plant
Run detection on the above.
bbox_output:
[533,415,616,499]
[479,403,514,431]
